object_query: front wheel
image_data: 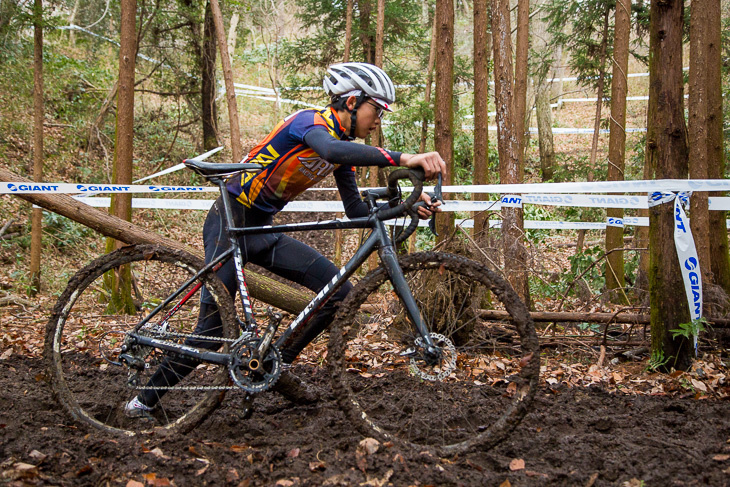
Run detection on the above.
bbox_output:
[328,252,539,455]
[45,244,237,436]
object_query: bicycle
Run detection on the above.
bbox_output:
[45,155,539,455]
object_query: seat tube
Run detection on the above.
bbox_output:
[376,225,435,348]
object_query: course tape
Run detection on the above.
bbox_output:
[6,179,730,195]
[648,191,701,352]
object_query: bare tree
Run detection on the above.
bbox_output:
[29,0,44,295]
[706,0,730,294]
[210,0,243,163]
[202,1,219,150]
[344,0,353,61]
[605,0,631,300]
[491,0,530,306]
[647,0,692,371]
[434,0,455,240]
[472,0,490,236]
[419,13,437,154]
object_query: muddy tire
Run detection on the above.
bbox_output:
[45,244,237,436]
[328,251,539,455]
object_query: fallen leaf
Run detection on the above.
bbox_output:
[499,480,511,487]
[230,445,248,453]
[691,379,708,392]
[309,461,326,472]
[509,458,525,471]
[358,438,380,455]
[287,448,300,458]
[76,465,93,476]
[519,353,533,368]
[275,480,294,487]
[29,450,46,462]
[713,454,730,461]
[0,349,12,360]
[149,447,170,460]
[226,469,239,483]
[126,481,144,487]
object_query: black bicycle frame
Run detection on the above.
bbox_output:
[130,175,435,366]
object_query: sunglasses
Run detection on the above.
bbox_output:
[366,100,385,119]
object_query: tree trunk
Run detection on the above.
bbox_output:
[419,13,437,154]
[344,0,353,61]
[513,0,529,178]
[647,0,692,371]
[227,11,239,60]
[358,0,374,64]
[688,0,713,290]
[210,0,243,163]
[472,0,490,237]
[0,167,312,315]
[68,0,80,43]
[434,0,455,242]
[202,1,219,151]
[706,0,730,294]
[107,0,136,253]
[491,0,530,307]
[374,0,384,67]
[29,0,44,296]
[535,84,555,181]
[605,0,631,300]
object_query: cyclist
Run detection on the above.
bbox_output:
[126,62,446,417]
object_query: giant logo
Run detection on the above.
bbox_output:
[684,257,702,318]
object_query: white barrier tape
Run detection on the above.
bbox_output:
[606,217,624,227]
[1,183,218,194]
[648,191,701,352]
[9,179,730,195]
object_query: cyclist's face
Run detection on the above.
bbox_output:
[353,98,382,139]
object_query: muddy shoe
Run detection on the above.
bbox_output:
[272,369,319,404]
[124,396,155,419]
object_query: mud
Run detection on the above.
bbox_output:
[2,356,730,486]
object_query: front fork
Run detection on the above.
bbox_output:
[376,227,441,363]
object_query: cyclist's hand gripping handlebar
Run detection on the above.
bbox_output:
[375,168,426,221]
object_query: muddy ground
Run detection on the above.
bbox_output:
[1,355,730,487]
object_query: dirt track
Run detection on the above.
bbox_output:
[2,355,730,486]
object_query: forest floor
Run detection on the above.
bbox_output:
[2,196,730,486]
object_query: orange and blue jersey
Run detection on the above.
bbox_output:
[226,107,399,215]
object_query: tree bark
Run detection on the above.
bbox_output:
[227,11,239,60]
[513,0,529,176]
[358,0,374,64]
[29,0,44,295]
[706,0,730,294]
[605,0,631,299]
[491,0,530,307]
[202,1,219,151]
[107,0,136,254]
[535,84,555,181]
[472,0,490,237]
[419,13,438,154]
[647,0,692,371]
[375,0,384,67]
[0,167,312,315]
[688,0,711,287]
[434,0,455,241]
[209,0,243,163]
[344,0,353,61]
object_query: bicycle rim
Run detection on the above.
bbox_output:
[45,245,237,436]
[328,251,539,455]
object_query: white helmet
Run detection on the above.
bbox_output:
[323,62,395,110]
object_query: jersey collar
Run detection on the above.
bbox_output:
[322,107,346,140]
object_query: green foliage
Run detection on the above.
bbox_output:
[646,348,670,372]
[670,318,709,341]
[41,211,92,250]
[568,245,606,294]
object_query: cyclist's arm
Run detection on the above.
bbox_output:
[304,128,401,167]
[333,165,369,218]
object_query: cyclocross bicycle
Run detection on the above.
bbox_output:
[45,156,539,455]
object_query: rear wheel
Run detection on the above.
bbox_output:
[45,244,238,436]
[328,251,539,455]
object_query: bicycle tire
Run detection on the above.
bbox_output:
[45,244,238,436]
[328,251,539,455]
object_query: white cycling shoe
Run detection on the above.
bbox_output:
[124,396,155,419]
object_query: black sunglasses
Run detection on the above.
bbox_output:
[366,100,385,119]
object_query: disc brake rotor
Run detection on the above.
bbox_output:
[408,333,457,381]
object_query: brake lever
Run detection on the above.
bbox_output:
[427,173,443,236]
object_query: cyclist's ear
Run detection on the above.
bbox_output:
[345,95,358,111]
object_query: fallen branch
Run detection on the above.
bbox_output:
[478,309,730,327]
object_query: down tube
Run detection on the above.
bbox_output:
[273,230,381,349]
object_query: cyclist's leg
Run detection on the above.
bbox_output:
[138,198,239,406]
[251,234,352,364]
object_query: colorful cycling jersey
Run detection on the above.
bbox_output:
[227,107,393,214]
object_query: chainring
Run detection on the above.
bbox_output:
[408,333,457,381]
[229,338,282,393]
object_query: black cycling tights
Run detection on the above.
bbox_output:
[140,196,352,407]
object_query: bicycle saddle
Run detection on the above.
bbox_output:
[184,159,263,178]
